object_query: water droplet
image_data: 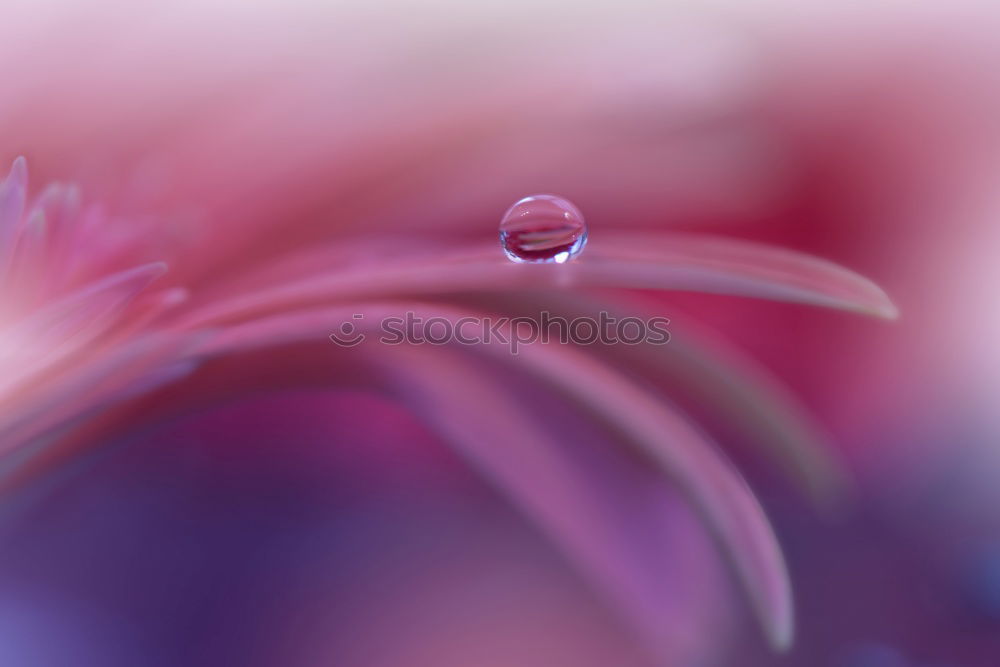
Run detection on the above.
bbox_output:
[499,194,587,263]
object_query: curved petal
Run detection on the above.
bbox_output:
[509,322,795,651]
[0,156,28,278]
[5,208,48,303]
[0,331,203,473]
[14,262,169,335]
[642,319,849,508]
[465,291,850,507]
[175,233,896,329]
[369,344,725,662]
[0,263,169,399]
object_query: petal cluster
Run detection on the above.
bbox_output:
[0,157,897,656]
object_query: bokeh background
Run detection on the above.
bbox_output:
[1,1,999,665]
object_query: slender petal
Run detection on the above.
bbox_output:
[0,263,168,400]
[471,291,849,506]
[175,235,897,330]
[0,332,201,457]
[6,208,48,303]
[0,156,28,275]
[7,262,168,342]
[367,343,723,661]
[29,182,82,292]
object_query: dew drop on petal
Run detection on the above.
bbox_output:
[499,194,588,263]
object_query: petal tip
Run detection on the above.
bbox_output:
[867,288,899,320]
[7,156,27,183]
[760,579,795,652]
[2,157,28,197]
[143,261,169,279]
[770,616,795,653]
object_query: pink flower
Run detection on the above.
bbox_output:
[0,151,895,661]
[0,157,196,457]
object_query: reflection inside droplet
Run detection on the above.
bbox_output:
[499,194,588,263]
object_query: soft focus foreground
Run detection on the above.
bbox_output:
[0,1,999,666]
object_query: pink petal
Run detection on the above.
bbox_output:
[28,182,82,290]
[0,332,200,461]
[175,234,896,329]
[367,343,726,661]
[5,208,48,303]
[0,263,169,400]
[510,325,795,650]
[10,262,168,343]
[646,320,849,507]
[0,156,28,274]
[475,291,848,506]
